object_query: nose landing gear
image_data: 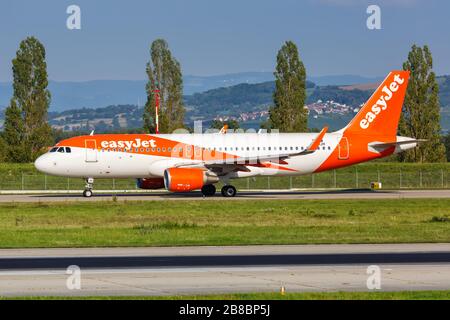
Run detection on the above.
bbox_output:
[83,177,94,197]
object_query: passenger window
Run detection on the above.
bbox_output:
[65,147,71,153]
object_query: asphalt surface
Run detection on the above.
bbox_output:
[1,253,449,270]
[0,244,449,296]
[1,189,450,202]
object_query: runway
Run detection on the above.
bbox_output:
[1,189,450,202]
[0,244,449,296]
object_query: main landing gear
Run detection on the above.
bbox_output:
[83,177,94,198]
[221,185,237,197]
[200,184,237,197]
[201,184,216,197]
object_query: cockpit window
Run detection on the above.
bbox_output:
[49,147,58,153]
[65,147,71,153]
[57,147,65,153]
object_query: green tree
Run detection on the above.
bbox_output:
[143,39,185,133]
[4,37,53,162]
[399,45,446,162]
[2,100,27,162]
[269,41,307,132]
[444,133,450,162]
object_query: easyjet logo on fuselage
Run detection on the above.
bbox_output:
[359,74,405,130]
[100,138,157,149]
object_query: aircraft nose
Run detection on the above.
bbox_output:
[34,154,51,173]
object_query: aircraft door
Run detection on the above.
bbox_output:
[338,137,349,160]
[85,139,98,162]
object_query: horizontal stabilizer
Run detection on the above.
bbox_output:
[370,139,426,148]
[368,138,425,154]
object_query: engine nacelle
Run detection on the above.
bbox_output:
[164,168,219,192]
[136,178,165,190]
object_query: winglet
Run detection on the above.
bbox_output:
[307,127,328,152]
[219,125,228,134]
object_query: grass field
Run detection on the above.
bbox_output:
[3,291,449,300]
[0,199,449,248]
[0,162,449,191]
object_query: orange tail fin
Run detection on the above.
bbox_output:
[343,70,410,140]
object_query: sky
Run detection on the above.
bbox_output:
[0,0,449,81]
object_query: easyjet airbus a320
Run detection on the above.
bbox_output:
[35,70,422,197]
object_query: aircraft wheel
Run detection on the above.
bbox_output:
[83,189,93,198]
[201,184,216,197]
[221,185,237,197]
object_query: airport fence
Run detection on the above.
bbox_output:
[0,163,449,191]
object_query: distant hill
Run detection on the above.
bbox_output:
[309,75,383,86]
[0,72,387,112]
[1,75,449,132]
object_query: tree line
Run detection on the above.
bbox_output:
[0,37,447,163]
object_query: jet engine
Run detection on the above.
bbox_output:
[136,178,165,189]
[164,168,219,192]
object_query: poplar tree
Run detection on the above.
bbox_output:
[143,39,185,133]
[269,41,308,132]
[399,45,446,162]
[4,37,53,162]
[2,100,26,162]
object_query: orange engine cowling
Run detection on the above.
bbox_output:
[136,178,165,190]
[164,168,219,192]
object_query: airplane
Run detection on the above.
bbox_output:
[34,70,422,198]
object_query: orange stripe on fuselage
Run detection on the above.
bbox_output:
[57,134,235,161]
[248,162,297,172]
[56,134,297,172]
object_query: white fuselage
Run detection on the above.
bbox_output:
[35,132,343,180]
